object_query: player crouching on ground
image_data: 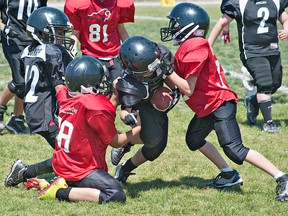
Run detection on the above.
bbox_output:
[36,56,141,203]
[160,2,288,201]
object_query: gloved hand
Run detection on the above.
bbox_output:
[165,88,180,113]
[123,113,138,127]
[221,31,230,44]
[1,24,18,38]
[158,44,174,76]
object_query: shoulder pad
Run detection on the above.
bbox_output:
[116,76,147,98]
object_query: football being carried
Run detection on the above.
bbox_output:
[150,86,173,112]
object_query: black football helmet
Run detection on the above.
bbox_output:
[160,2,210,45]
[119,36,163,85]
[65,56,110,95]
[26,6,74,51]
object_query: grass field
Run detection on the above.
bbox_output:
[1,3,288,216]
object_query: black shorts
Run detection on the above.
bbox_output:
[67,169,124,203]
[1,37,26,84]
[186,100,249,162]
[137,101,168,149]
[241,55,282,94]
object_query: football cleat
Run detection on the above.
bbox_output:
[24,178,50,190]
[115,163,135,184]
[209,170,243,189]
[276,174,288,201]
[36,177,68,200]
[5,115,30,134]
[111,142,133,166]
[4,159,27,187]
[263,120,279,134]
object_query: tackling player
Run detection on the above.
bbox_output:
[35,56,141,203]
[0,0,47,134]
[208,0,288,133]
[110,36,243,189]
[160,2,288,201]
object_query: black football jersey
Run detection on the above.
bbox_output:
[118,71,164,108]
[221,0,288,59]
[21,44,72,133]
[0,0,47,46]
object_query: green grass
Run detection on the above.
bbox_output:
[1,3,288,216]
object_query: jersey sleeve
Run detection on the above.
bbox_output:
[221,0,238,19]
[87,110,117,145]
[118,0,135,23]
[175,41,209,79]
[64,0,80,29]
[46,46,69,87]
[280,0,288,14]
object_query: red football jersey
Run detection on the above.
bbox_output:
[52,86,118,181]
[64,0,134,58]
[174,37,238,118]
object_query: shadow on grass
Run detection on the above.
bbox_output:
[124,176,243,198]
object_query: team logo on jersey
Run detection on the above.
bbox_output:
[87,8,111,22]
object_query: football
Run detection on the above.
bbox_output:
[150,86,173,112]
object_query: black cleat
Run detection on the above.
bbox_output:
[209,170,243,189]
[111,142,132,166]
[263,120,279,134]
[276,174,288,201]
[4,159,27,187]
[5,115,30,134]
[114,163,135,184]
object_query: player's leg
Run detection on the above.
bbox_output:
[37,170,126,203]
[186,104,242,188]
[2,45,29,134]
[245,57,278,133]
[115,103,168,183]
[241,66,258,125]
[244,149,288,201]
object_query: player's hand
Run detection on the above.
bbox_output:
[1,24,18,38]
[165,88,180,113]
[124,113,138,127]
[158,44,174,76]
[278,29,288,41]
[221,31,230,44]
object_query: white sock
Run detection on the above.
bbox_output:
[220,166,233,173]
[274,172,285,181]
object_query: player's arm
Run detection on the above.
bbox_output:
[278,11,288,41]
[166,72,197,96]
[117,23,129,42]
[109,110,141,148]
[208,14,232,46]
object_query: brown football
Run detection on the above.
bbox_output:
[150,86,173,112]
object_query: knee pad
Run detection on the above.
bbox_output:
[7,81,25,99]
[99,188,126,203]
[214,119,249,165]
[142,142,167,161]
[186,132,206,151]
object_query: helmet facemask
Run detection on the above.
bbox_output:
[126,58,163,84]
[27,22,74,51]
[161,17,200,46]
